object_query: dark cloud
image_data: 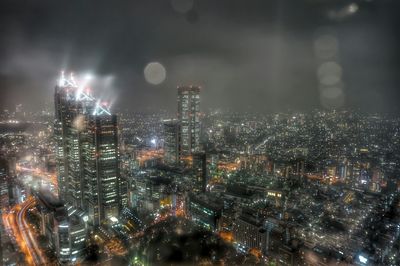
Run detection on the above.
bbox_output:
[0,0,399,113]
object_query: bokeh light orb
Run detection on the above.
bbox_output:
[144,62,166,85]
[314,34,338,60]
[73,114,86,132]
[321,87,342,100]
[320,87,345,109]
[317,61,342,86]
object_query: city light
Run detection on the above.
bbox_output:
[359,255,368,264]
[0,1,399,265]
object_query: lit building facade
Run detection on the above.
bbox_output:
[177,85,201,155]
[232,213,267,254]
[53,72,125,226]
[54,74,95,204]
[0,164,10,210]
[54,83,71,200]
[163,119,181,166]
[55,214,87,264]
[82,114,122,226]
[188,194,222,231]
[192,152,207,192]
[37,191,87,264]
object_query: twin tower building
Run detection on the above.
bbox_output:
[54,72,126,227]
[54,72,201,226]
[164,85,201,166]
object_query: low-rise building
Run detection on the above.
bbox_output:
[36,191,87,264]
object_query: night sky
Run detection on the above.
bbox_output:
[0,0,399,113]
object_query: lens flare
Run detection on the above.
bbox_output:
[144,62,167,85]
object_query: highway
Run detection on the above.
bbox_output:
[17,197,47,265]
[3,197,47,266]
[3,207,35,265]
[2,163,55,265]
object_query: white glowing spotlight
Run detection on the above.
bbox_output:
[76,73,95,101]
[58,71,111,116]
[84,73,94,81]
[110,216,119,223]
[358,254,368,264]
[59,70,78,87]
[93,100,111,116]
[59,70,65,86]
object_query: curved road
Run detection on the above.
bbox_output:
[17,198,47,265]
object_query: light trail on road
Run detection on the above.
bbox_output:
[17,165,58,187]
[3,206,35,265]
[2,198,48,265]
[17,197,47,265]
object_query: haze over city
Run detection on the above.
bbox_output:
[0,0,399,113]
[0,1,400,266]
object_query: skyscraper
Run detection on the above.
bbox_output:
[177,85,201,155]
[54,72,124,226]
[54,83,70,200]
[82,114,121,226]
[54,73,96,202]
[163,119,181,166]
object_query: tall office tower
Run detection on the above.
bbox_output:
[82,115,121,226]
[163,119,181,166]
[54,72,124,225]
[54,84,70,200]
[54,73,95,206]
[177,85,201,155]
[65,124,84,207]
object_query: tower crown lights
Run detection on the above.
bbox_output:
[59,71,78,88]
[93,101,111,116]
[58,71,111,116]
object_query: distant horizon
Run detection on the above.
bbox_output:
[1,2,399,266]
[2,102,400,118]
[1,1,400,114]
